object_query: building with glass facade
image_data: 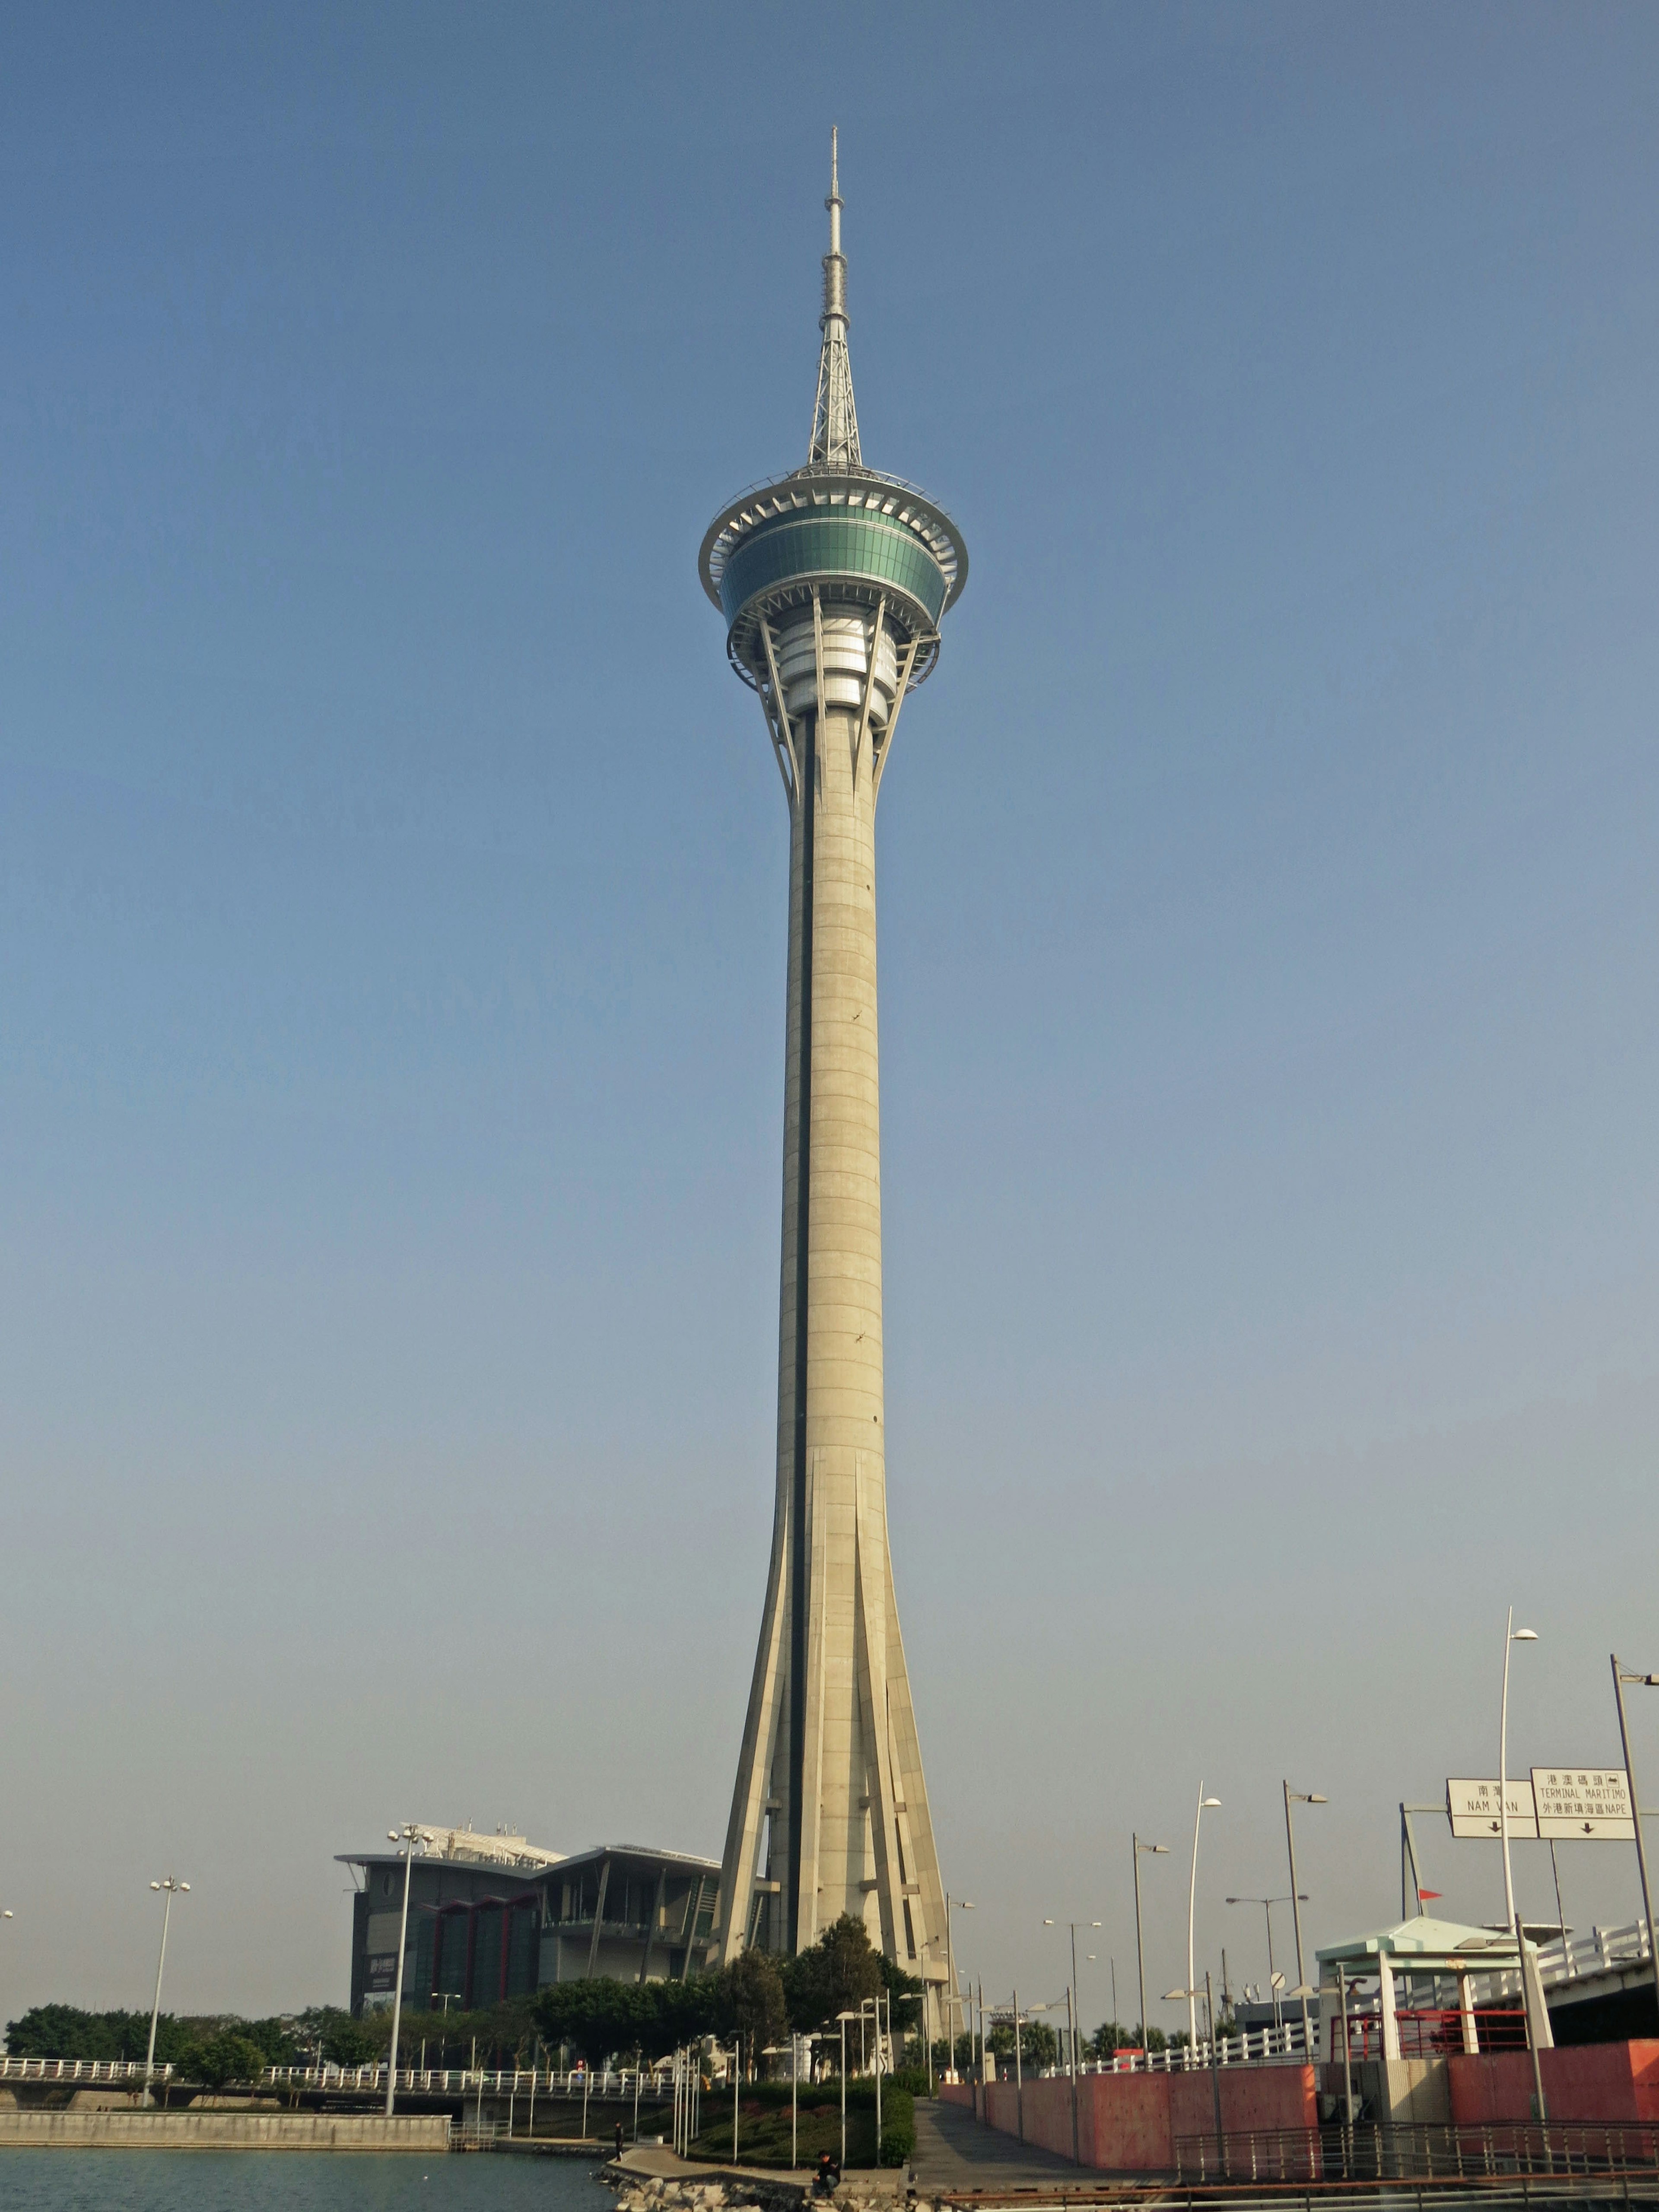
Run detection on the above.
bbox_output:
[342,1824,719,2015]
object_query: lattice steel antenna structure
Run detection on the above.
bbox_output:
[699,132,967,2015]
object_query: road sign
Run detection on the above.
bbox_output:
[1447,1779,1538,1839]
[1531,1768,1635,1840]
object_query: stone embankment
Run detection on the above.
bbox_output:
[606,2170,910,2212]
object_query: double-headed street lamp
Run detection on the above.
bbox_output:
[1186,1787,1222,2050]
[143,1877,189,2107]
[384,1824,420,2119]
[1132,1837,1168,2057]
[1042,1917,1100,2075]
[1283,1786,1326,2051]
[1224,1895,1306,2031]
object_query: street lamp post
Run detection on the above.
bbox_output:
[384,1825,420,2119]
[1496,1613,1545,2122]
[1498,1611,1539,1943]
[1010,1989,1024,2140]
[1611,1657,1659,2027]
[1224,1896,1306,2033]
[1187,1787,1222,2050]
[1141,1831,1176,2053]
[1165,1974,1225,2174]
[837,2010,858,2172]
[142,1878,189,2108]
[944,1897,973,2079]
[1283,1787,1326,2053]
[1042,1917,1101,2079]
[1133,1837,1168,2063]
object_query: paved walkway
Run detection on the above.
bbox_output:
[910,2098,1087,2192]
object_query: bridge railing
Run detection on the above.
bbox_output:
[0,2057,174,2085]
[1174,2120,1659,2185]
[260,2063,674,2098]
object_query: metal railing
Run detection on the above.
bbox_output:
[1175,2122,1659,2185]
[1106,2017,1318,2074]
[1332,2007,1529,2061]
[0,2057,174,2085]
[259,2062,674,2098]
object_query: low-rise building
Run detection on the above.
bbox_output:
[341,1824,719,2014]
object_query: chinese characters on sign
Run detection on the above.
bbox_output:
[1446,1779,1539,1839]
[1531,1769,1635,1840]
[1445,1773,1633,1841]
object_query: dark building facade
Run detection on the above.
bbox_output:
[343,1824,719,2015]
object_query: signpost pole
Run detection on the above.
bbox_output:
[1336,1964,1354,2134]
[1611,1656,1659,2026]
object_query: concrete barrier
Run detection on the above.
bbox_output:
[0,2109,451,2152]
[1449,2040,1659,2126]
[955,2065,1316,2173]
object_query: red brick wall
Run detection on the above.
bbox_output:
[1080,2071,1174,2169]
[1449,2043,1659,2125]
[945,2064,1313,2174]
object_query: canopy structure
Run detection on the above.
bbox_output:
[1316,1914,1532,2061]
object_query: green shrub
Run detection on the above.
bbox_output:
[877,2085,915,2165]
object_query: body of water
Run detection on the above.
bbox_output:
[0,2149,616,2212]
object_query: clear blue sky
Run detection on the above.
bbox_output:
[3,2,1657,2023]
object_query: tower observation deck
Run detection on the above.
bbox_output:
[699,133,966,2008]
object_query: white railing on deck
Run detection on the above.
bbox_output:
[1103,2016,1317,2075]
[261,2062,674,2098]
[0,2057,173,2085]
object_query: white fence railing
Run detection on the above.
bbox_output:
[0,2058,173,2085]
[1102,2017,1317,2075]
[260,2063,674,2098]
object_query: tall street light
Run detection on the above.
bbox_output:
[1224,1896,1305,2032]
[1498,1612,1539,1942]
[1283,1787,1326,2053]
[384,1824,420,2119]
[143,1877,189,2107]
[1611,1656,1659,2027]
[944,1897,973,2079]
[1186,1786,1222,2050]
[836,2009,859,2171]
[1042,1917,1100,2075]
[1164,1975,1225,2172]
[1132,1837,1168,2059]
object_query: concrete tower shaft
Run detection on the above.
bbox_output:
[698,138,966,2015]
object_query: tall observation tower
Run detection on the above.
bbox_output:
[699,133,967,2004]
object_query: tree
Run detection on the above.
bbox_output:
[320,2014,379,2066]
[781,1914,884,2039]
[1090,2020,1133,2059]
[182,2031,269,2090]
[718,1950,787,2076]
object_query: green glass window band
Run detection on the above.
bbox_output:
[720,512,948,629]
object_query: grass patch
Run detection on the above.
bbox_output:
[687,2081,914,2170]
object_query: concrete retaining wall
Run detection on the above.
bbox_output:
[957,2065,1315,2173]
[0,2109,451,2152]
[1449,2041,1659,2126]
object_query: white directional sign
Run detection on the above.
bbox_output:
[1446,1779,1539,1839]
[1531,1768,1634,1840]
